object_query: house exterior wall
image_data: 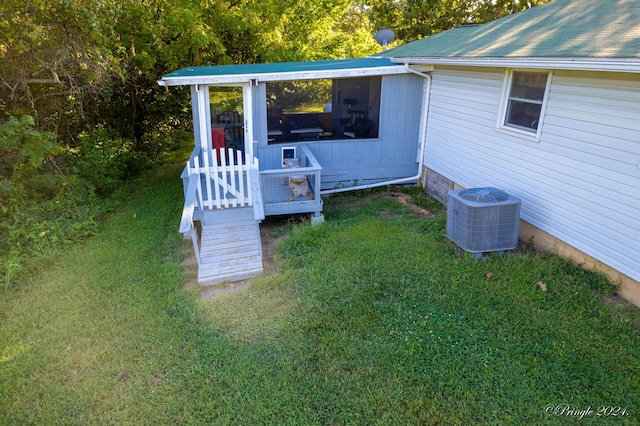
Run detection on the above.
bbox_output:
[256,73,424,190]
[422,66,640,299]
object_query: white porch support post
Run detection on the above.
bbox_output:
[194,84,214,208]
[243,81,256,160]
[190,86,200,149]
[195,84,211,151]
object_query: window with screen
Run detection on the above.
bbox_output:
[266,77,381,144]
[502,71,550,134]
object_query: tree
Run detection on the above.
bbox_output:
[0,0,117,135]
[102,0,226,146]
[362,0,553,45]
[256,0,380,61]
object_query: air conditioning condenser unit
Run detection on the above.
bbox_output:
[446,187,521,255]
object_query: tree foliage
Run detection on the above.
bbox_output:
[363,0,552,47]
[1,1,118,135]
[1,0,553,144]
[0,115,59,179]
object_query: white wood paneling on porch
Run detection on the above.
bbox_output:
[258,140,421,190]
[424,67,640,282]
[197,207,263,285]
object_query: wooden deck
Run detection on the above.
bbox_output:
[180,146,323,286]
[197,207,263,285]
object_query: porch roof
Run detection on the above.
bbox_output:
[158,57,409,86]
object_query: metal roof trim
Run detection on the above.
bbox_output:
[391,57,640,73]
[158,58,409,86]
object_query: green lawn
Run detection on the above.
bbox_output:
[1,163,639,425]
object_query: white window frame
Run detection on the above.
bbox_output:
[497,69,552,141]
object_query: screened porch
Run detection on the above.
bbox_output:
[180,143,323,228]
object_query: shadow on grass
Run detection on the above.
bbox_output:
[1,171,639,425]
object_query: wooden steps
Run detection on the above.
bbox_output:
[197,207,263,285]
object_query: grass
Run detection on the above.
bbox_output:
[1,163,639,425]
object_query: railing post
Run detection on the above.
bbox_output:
[226,148,238,207]
[235,149,247,207]
[250,164,264,221]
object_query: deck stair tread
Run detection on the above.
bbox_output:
[197,207,263,285]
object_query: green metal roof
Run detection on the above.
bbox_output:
[159,57,405,85]
[380,0,640,59]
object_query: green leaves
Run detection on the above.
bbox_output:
[0,115,59,177]
[364,0,553,44]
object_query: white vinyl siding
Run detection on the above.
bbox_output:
[425,67,640,283]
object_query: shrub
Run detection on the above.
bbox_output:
[0,178,26,219]
[0,115,62,216]
[72,128,143,197]
[0,115,60,178]
[0,118,186,291]
[0,174,107,290]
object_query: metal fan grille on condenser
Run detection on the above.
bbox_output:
[446,187,521,254]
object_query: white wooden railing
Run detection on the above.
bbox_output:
[180,148,263,262]
[190,148,258,209]
[180,173,201,264]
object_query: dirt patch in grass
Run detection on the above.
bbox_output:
[199,280,251,299]
[327,191,436,218]
[187,215,291,300]
[603,293,640,328]
[259,218,287,277]
[379,192,434,218]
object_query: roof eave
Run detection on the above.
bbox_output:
[158,64,410,87]
[391,57,640,73]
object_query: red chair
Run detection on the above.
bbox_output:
[211,129,226,150]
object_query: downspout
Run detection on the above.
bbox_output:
[321,64,432,195]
